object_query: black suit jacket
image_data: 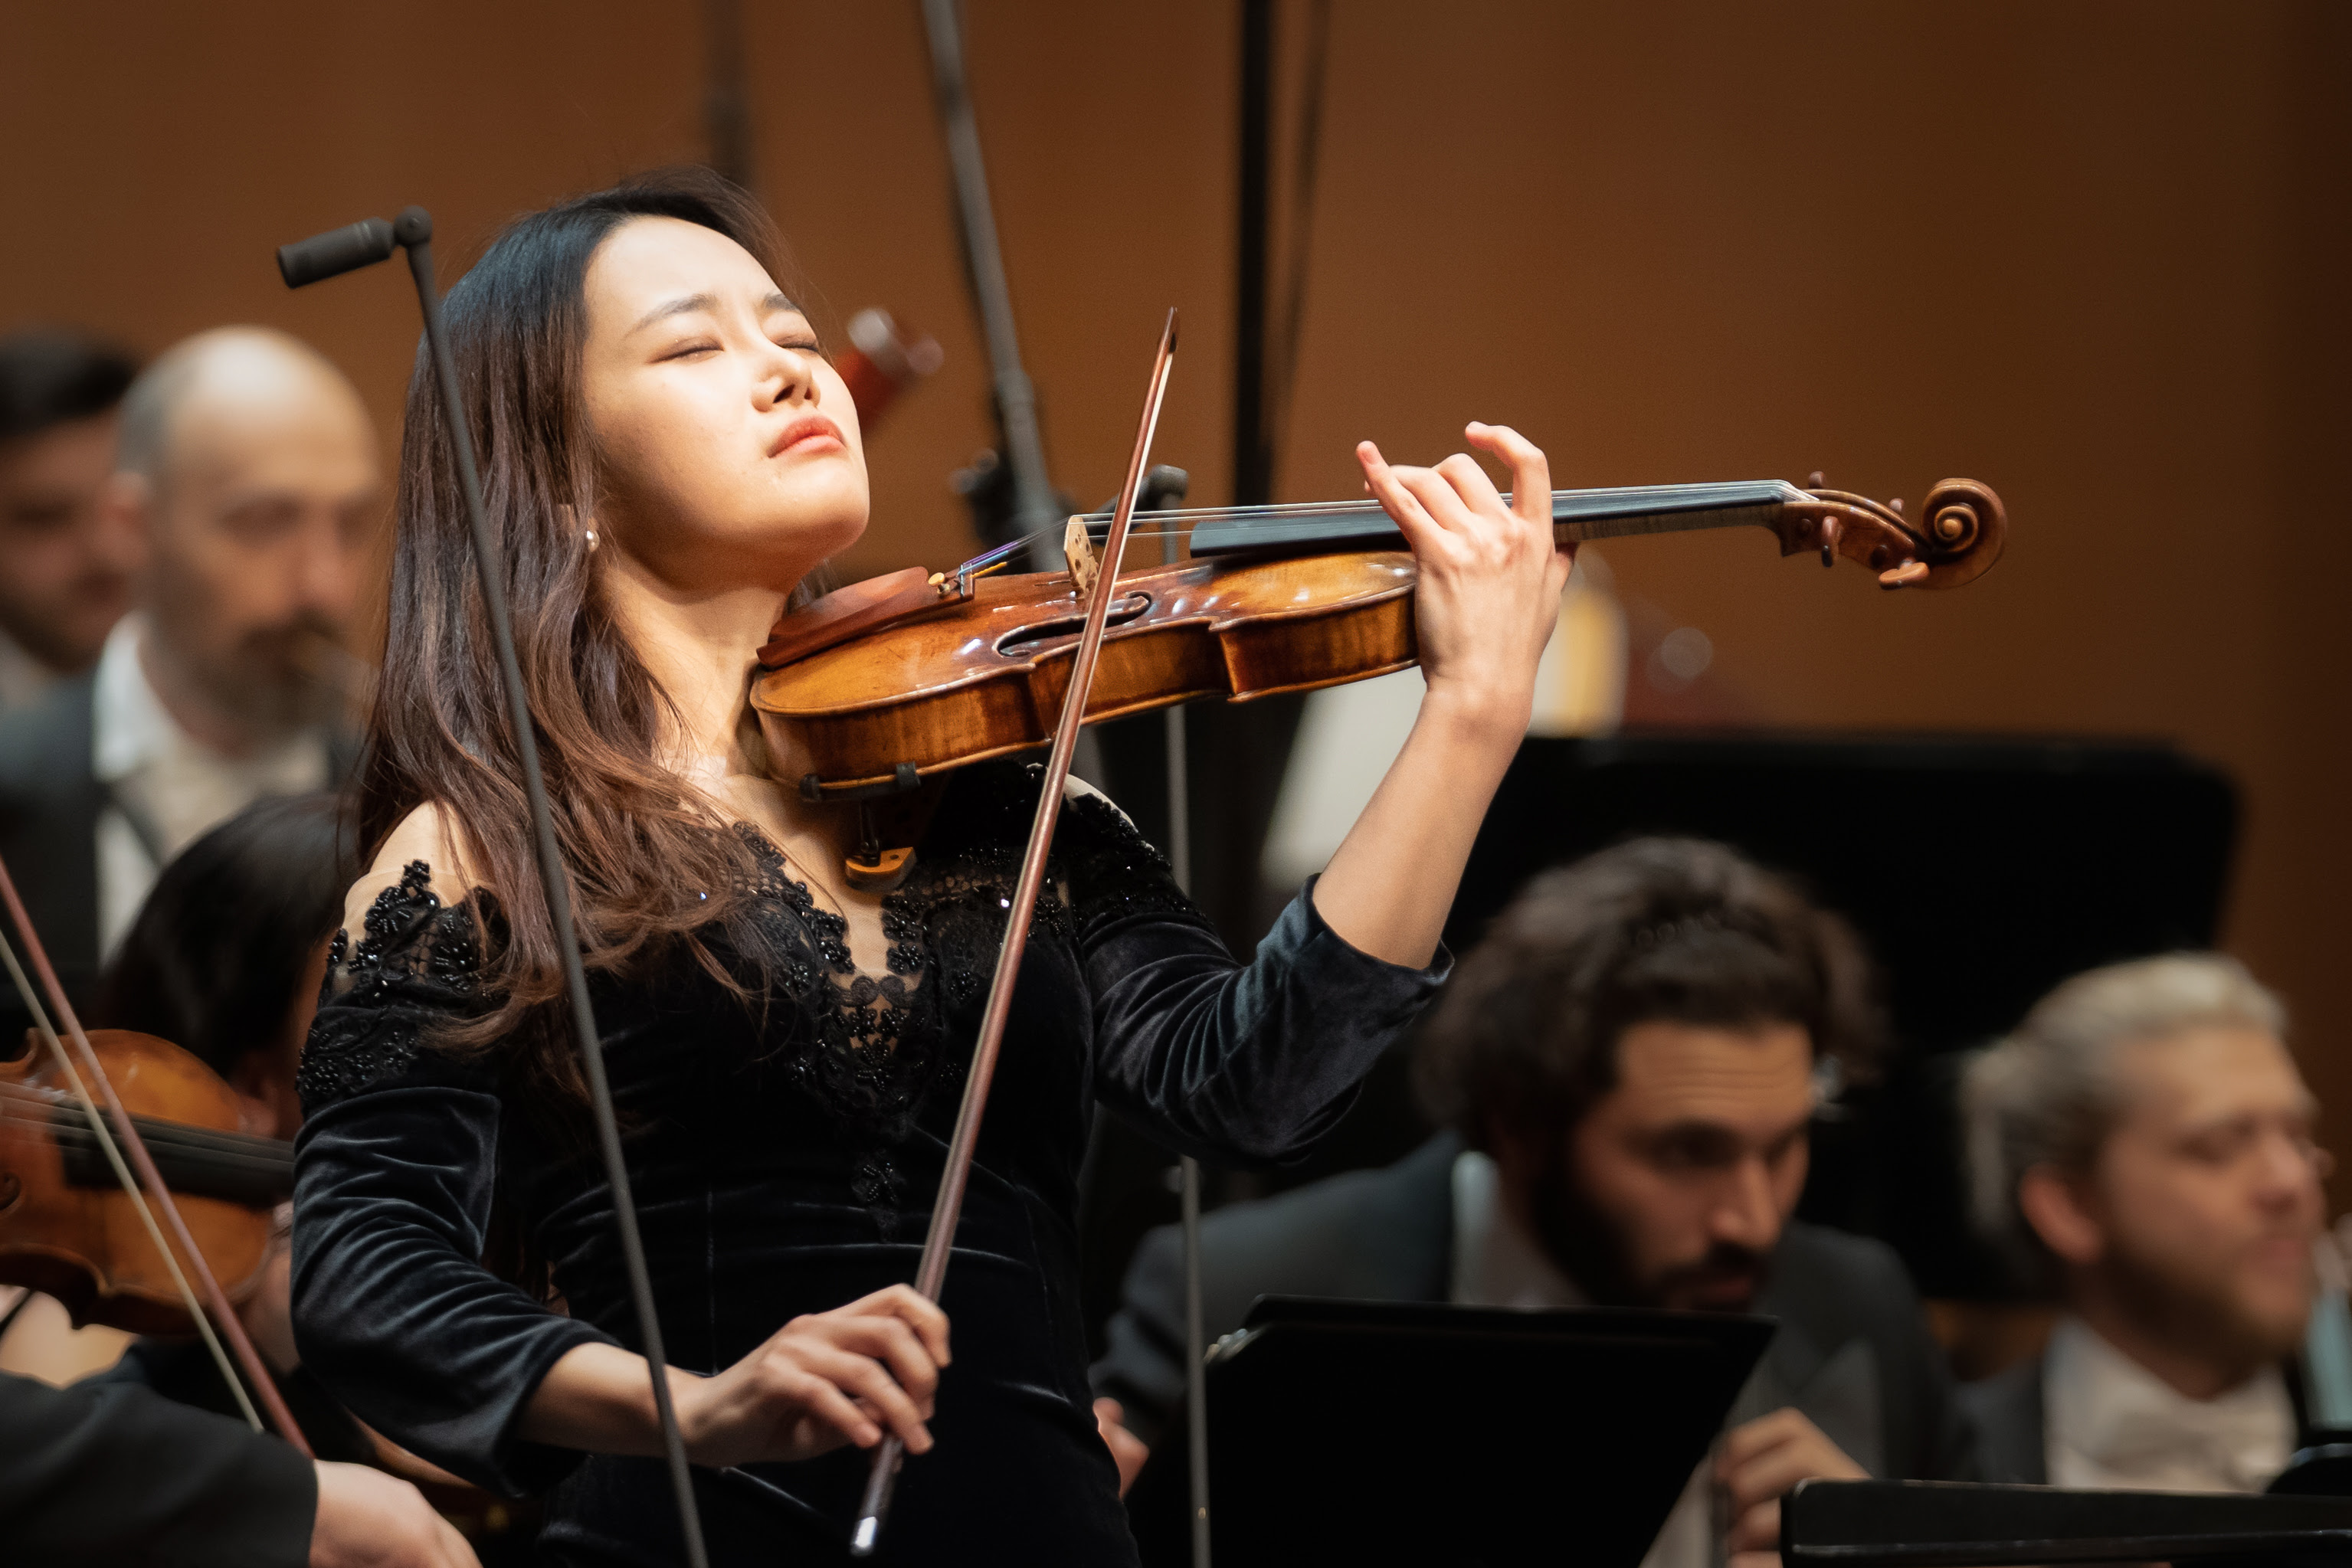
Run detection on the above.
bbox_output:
[0,674,359,1053]
[0,1369,315,1565]
[1094,1132,1979,1484]
[0,676,104,1046]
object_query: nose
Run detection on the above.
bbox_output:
[292,510,362,627]
[2252,1127,2326,1209]
[1710,1156,1783,1251]
[755,339,821,412]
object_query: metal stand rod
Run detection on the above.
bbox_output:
[401,224,712,1568]
[1162,519,1212,1568]
[919,0,1061,561]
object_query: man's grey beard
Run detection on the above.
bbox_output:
[194,620,357,737]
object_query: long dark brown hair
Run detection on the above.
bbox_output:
[358,168,825,1096]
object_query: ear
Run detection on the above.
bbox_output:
[2017,1163,2107,1266]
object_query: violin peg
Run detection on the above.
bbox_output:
[1817,515,1843,568]
[1876,560,1931,589]
[1889,496,1905,515]
[1807,470,1827,490]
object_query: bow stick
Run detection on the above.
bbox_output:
[851,309,1181,1555]
[0,851,310,1452]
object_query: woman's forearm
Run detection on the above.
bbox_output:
[1309,683,1528,969]
[517,1342,683,1457]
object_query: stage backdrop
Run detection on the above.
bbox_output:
[5,0,2347,1186]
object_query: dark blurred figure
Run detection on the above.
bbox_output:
[1960,954,2327,1491]
[2,1370,480,1568]
[86,793,359,1453]
[0,328,141,712]
[1096,839,1975,1568]
[100,790,351,1136]
[0,326,378,1045]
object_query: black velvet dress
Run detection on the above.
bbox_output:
[288,762,1447,1566]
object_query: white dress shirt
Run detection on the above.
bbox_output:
[1450,1149,1719,1568]
[2043,1314,2295,1494]
[91,613,330,957]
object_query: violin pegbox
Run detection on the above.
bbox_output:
[1778,475,2006,590]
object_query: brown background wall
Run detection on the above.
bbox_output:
[4,3,2346,1177]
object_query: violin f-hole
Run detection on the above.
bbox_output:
[993,591,1155,656]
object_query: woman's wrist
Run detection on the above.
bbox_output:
[1416,675,1533,763]
[521,1342,700,1457]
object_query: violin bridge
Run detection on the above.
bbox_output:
[1063,516,1099,601]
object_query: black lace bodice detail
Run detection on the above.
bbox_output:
[295,764,1194,1162]
[296,859,487,1107]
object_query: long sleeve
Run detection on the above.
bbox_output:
[289,863,614,1496]
[0,1370,316,1566]
[1061,791,1452,1164]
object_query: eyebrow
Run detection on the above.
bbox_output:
[627,290,804,336]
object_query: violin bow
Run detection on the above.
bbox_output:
[277,210,708,1568]
[0,851,310,1453]
[851,309,1181,1555]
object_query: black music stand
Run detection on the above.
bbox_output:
[1783,1478,2352,1566]
[1148,1296,1772,1568]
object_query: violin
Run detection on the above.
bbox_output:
[0,1028,291,1335]
[751,471,2007,807]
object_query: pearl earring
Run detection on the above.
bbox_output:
[583,527,599,554]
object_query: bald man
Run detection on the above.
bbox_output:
[0,326,379,1041]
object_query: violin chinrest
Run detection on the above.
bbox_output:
[758,567,951,671]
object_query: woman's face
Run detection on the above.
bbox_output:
[580,216,867,594]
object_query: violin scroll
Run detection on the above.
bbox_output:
[1776,476,2006,590]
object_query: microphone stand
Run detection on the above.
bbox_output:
[1164,515,1213,1568]
[919,0,1063,565]
[276,211,712,1568]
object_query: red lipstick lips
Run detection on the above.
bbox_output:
[770,414,845,458]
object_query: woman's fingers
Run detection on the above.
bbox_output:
[1465,421,1553,528]
[785,1371,882,1452]
[1432,450,1507,520]
[824,1314,942,1408]
[793,1341,935,1452]
[1356,440,1451,550]
[848,1283,952,1367]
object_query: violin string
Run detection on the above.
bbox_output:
[0,1085,291,1147]
[0,1108,293,1179]
[948,479,1807,579]
[0,1083,293,1159]
[0,927,267,1434]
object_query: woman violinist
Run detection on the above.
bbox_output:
[287,168,1568,1565]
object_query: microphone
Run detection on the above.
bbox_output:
[275,208,431,289]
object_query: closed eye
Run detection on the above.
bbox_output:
[660,339,721,362]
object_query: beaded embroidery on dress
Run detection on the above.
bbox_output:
[296,764,1196,1165]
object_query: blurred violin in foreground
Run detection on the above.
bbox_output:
[0,1028,289,1335]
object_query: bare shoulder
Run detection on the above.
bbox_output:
[336,802,487,939]
[1062,774,1137,828]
